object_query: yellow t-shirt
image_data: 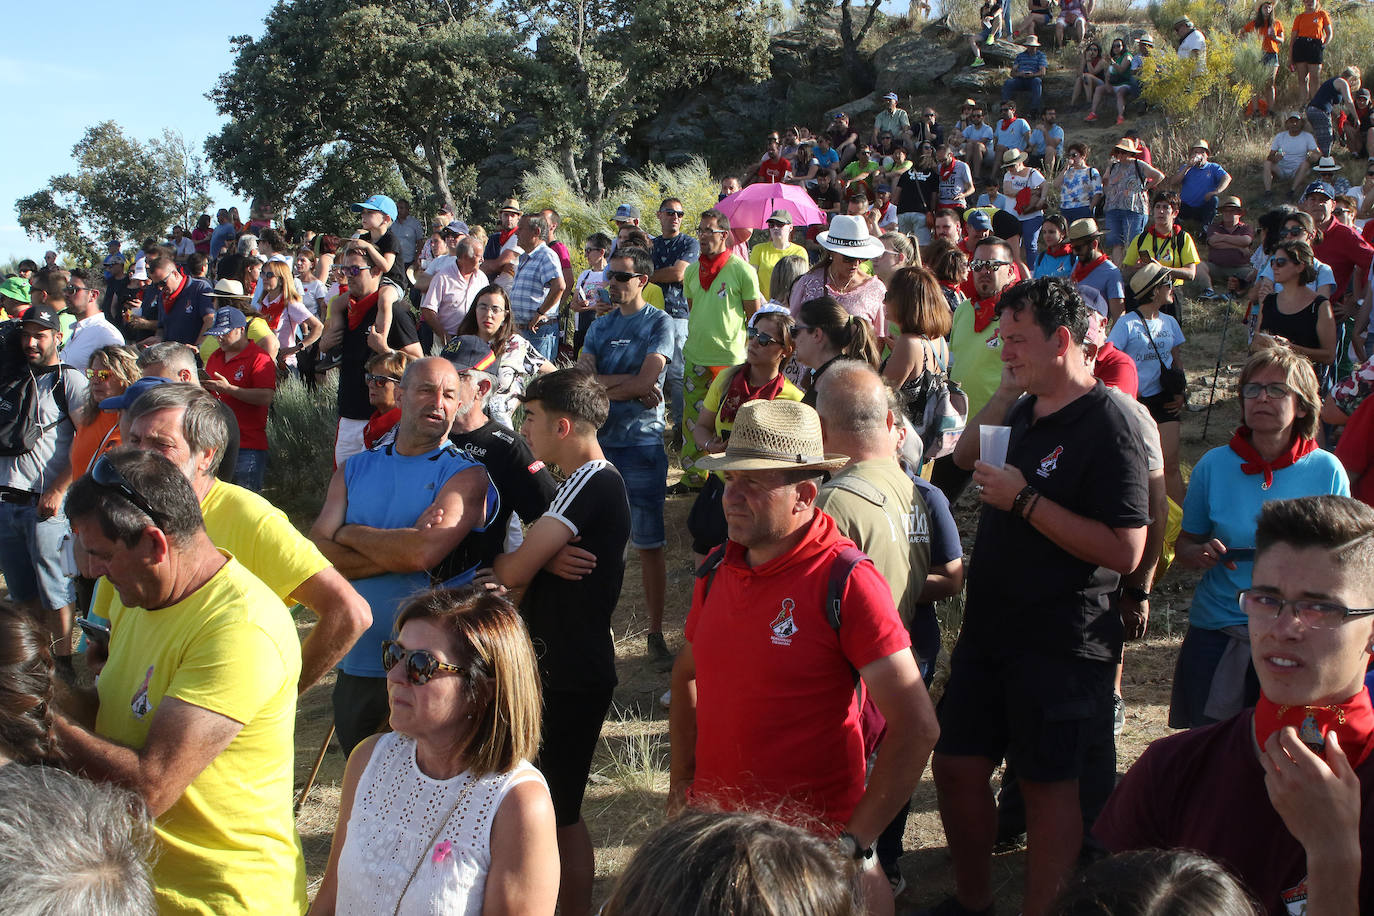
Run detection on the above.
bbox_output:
[98,556,306,915]
[199,315,275,361]
[703,365,804,437]
[644,282,665,311]
[1123,229,1201,287]
[90,478,330,621]
[749,241,809,300]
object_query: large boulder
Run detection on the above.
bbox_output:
[980,38,1023,65]
[873,33,960,91]
[947,68,1004,94]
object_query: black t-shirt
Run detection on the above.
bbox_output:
[372,229,407,290]
[910,121,944,149]
[520,460,630,691]
[337,294,420,420]
[992,208,1023,240]
[961,382,1150,662]
[214,400,240,482]
[810,183,841,211]
[450,419,558,566]
[896,167,939,214]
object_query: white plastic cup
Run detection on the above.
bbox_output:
[980,425,1011,468]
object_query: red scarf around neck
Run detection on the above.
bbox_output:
[1228,425,1318,489]
[939,159,957,180]
[498,227,518,246]
[1254,689,1374,767]
[346,288,380,331]
[971,295,1000,334]
[1000,117,1016,131]
[1044,242,1072,259]
[718,365,787,426]
[262,296,286,330]
[697,250,732,293]
[1149,222,1182,241]
[160,272,188,314]
[1071,253,1109,283]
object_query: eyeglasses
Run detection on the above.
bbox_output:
[1241,381,1293,400]
[339,264,369,277]
[1238,589,1374,630]
[924,112,937,118]
[90,454,159,522]
[747,326,781,347]
[660,210,685,218]
[607,270,644,283]
[1279,227,1307,238]
[381,640,464,685]
[365,373,400,386]
[64,285,92,296]
[583,247,604,254]
[970,259,1012,272]
[696,228,727,236]
[85,368,114,381]
[1268,256,1293,268]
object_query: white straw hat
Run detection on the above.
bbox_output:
[697,400,849,472]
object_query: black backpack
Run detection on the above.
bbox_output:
[0,320,70,457]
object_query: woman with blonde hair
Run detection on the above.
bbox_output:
[71,344,140,478]
[1170,348,1348,728]
[311,587,557,916]
[258,259,323,371]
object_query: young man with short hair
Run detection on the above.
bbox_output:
[491,368,631,916]
[59,268,123,371]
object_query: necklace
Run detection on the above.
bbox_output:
[827,265,862,293]
[392,769,480,915]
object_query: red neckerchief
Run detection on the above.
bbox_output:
[1228,425,1318,489]
[719,366,787,426]
[971,295,999,334]
[262,296,286,331]
[939,159,957,180]
[1255,689,1374,767]
[1149,222,1181,241]
[347,288,380,331]
[1071,253,1109,283]
[1045,242,1072,258]
[160,272,188,314]
[696,250,731,292]
[498,227,518,246]
[363,406,402,450]
[1000,117,1015,131]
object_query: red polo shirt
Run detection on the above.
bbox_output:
[205,341,277,450]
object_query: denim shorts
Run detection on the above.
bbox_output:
[0,502,76,611]
[1104,208,1147,251]
[601,443,668,549]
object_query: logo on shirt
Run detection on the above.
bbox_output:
[903,511,930,545]
[131,665,155,720]
[233,367,245,382]
[528,459,546,474]
[1037,445,1063,478]
[770,598,798,646]
[1281,878,1307,915]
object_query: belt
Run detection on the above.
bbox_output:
[0,488,37,506]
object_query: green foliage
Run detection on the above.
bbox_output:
[1323,2,1374,76]
[15,122,211,264]
[1139,10,1252,152]
[266,374,337,526]
[291,146,412,238]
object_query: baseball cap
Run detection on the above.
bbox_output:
[966,210,993,231]
[766,209,793,226]
[1079,283,1109,317]
[444,220,471,236]
[444,335,497,373]
[99,376,173,411]
[129,263,148,281]
[21,303,60,331]
[0,277,30,304]
[1284,111,1303,122]
[613,204,641,222]
[1303,181,1336,200]
[883,92,899,101]
[350,194,398,221]
[205,307,249,337]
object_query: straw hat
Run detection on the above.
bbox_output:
[1020,34,1041,46]
[207,279,251,300]
[1128,262,1172,300]
[1001,148,1028,167]
[1112,137,1143,157]
[1218,196,1244,211]
[816,214,886,260]
[1067,218,1105,242]
[1312,156,1342,174]
[697,400,849,472]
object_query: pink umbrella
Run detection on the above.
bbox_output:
[714,183,828,229]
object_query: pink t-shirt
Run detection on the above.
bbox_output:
[788,267,888,335]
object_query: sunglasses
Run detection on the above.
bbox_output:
[365,373,400,386]
[970,259,1013,272]
[85,368,114,381]
[1278,227,1306,238]
[1268,256,1293,267]
[64,285,93,295]
[339,264,371,277]
[696,228,728,236]
[90,454,159,521]
[747,326,781,347]
[660,210,685,218]
[1241,382,1293,400]
[1333,208,1350,216]
[607,270,644,283]
[381,640,464,685]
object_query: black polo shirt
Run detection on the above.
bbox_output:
[962,381,1149,662]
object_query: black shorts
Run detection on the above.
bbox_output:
[935,643,1113,783]
[537,686,615,826]
[332,672,390,758]
[1292,36,1325,65]
[1139,389,1181,424]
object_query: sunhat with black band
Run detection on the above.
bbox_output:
[697,400,849,472]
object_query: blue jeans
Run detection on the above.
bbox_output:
[665,317,689,435]
[601,443,668,550]
[1018,214,1044,264]
[1060,205,1094,224]
[521,321,560,363]
[1002,76,1043,112]
[0,501,74,611]
[1104,208,1147,251]
[234,448,268,493]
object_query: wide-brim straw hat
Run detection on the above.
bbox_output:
[1112,137,1143,157]
[207,279,251,299]
[697,400,849,472]
[1067,218,1105,242]
[1129,262,1172,300]
[816,214,886,260]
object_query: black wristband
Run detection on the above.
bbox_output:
[1012,485,1037,519]
[1121,585,1151,602]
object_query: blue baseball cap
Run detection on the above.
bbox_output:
[1302,181,1336,200]
[444,220,471,236]
[351,194,398,221]
[205,307,249,337]
[99,375,173,411]
[966,210,993,231]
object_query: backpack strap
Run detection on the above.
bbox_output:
[824,475,887,510]
[39,367,74,433]
[825,546,869,632]
[695,543,729,600]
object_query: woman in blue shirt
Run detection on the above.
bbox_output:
[1031,216,1074,278]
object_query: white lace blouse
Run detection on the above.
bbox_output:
[336,732,546,916]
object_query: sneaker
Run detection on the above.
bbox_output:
[1115,114,1126,125]
[985,35,997,45]
[1199,288,1219,300]
[647,631,673,664]
[1113,693,1126,736]
[659,688,672,709]
[1084,112,1098,122]
[971,56,985,67]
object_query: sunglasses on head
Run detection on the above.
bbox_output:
[747,326,781,347]
[607,270,644,283]
[970,259,1012,272]
[365,373,400,386]
[381,640,463,685]
[90,454,159,522]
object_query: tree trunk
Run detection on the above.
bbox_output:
[587,136,606,203]
[561,142,582,196]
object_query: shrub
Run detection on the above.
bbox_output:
[266,374,337,526]
[1139,5,1254,153]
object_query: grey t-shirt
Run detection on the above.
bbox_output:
[0,365,88,493]
[1106,386,1164,473]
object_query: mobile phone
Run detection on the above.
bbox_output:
[1222,547,1256,563]
[77,617,111,649]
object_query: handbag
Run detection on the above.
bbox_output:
[897,341,967,460]
[1139,314,1187,398]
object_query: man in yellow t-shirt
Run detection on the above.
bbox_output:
[86,383,370,693]
[748,210,809,301]
[57,449,306,915]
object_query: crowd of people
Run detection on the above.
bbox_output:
[0,4,1373,911]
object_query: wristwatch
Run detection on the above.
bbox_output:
[1121,585,1151,602]
[837,832,876,867]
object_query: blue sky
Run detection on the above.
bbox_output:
[1,0,278,263]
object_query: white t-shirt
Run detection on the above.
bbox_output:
[1270,130,1319,174]
[1003,168,1047,221]
[301,278,329,318]
[1177,30,1207,71]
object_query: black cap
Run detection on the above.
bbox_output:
[21,303,61,332]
